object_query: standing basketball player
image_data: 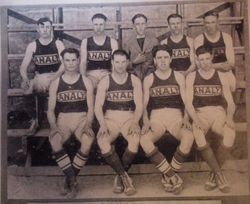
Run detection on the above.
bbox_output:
[80,13,118,87]
[95,49,143,196]
[140,45,194,194]
[47,48,94,198]
[20,17,65,132]
[160,14,195,76]
[194,11,236,92]
[186,46,235,193]
[124,13,158,80]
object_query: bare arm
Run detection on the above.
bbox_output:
[20,42,35,88]
[185,37,196,76]
[47,78,59,130]
[80,39,88,76]
[193,34,204,51]
[111,38,118,53]
[83,76,95,126]
[51,40,65,80]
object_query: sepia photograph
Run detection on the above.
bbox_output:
[0,0,250,203]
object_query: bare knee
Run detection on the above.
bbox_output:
[140,134,155,154]
[49,133,63,152]
[127,135,140,153]
[179,129,194,154]
[97,136,111,154]
[79,134,94,154]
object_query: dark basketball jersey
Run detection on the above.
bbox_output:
[56,75,88,113]
[105,74,135,111]
[193,71,225,108]
[33,39,61,74]
[203,32,227,63]
[167,35,191,71]
[87,36,112,71]
[148,71,184,110]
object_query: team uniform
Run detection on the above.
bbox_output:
[102,73,136,141]
[148,71,184,137]
[199,32,236,91]
[161,35,191,71]
[86,36,112,83]
[56,74,88,142]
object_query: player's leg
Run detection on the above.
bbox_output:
[227,70,236,92]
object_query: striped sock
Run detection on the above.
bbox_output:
[72,150,89,175]
[147,147,175,177]
[171,147,188,172]
[54,149,75,178]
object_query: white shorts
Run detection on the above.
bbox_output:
[57,112,87,142]
[196,106,226,133]
[104,110,134,138]
[150,108,183,138]
[86,69,110,87]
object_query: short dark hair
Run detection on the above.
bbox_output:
[203,11,219,19]
[152,44,172,58]
[167,13,183,23]
[132,13,148,24]
[37,17,52,25]
[61,48,80,58]
[91,13,107,22]
[111,49,130,60]
[196,46,213,57]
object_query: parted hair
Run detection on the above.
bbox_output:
[91,13,108,22]
[152,44,173,58]
[61,48,80,58]
[111,49,130,60]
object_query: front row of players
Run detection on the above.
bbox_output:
[47,45,235,198]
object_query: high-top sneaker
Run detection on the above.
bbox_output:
[204,171,217,191]
[215,171,230,193]
[120,172,136,196]
[113,175,124,193]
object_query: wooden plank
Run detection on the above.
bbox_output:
[8,159,248,176]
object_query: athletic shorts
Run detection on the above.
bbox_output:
[104,110,134,137]
[150,108,183,138]
[86,69,110,87]
[196,106,226,133]
[57,112,87,141]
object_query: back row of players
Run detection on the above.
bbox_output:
[19,12,236,198]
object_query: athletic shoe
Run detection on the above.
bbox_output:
[167,174,184,195]
[161,174,173,192]
[120,172,136,196]
[67,177,78,198]
[204,171,217,191]
[215,172,230,193]
[60,177,71,196]
[113,175,124,193]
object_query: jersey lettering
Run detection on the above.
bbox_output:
[194,85,222,96]
[172,48,190,59]
[33,54,60,65]
[106,90,133,102]
[150,85,180,97]
[57,90,86,102]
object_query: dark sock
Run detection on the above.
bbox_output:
[102,149,125,175]
[198,144,221,172]
[122,148,136,172]
[72,150,89,176]
[171,146,188,172]
[54,149,75,178]
[215,143,232,167]
[147,147,175,177]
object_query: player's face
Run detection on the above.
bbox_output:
[197,52,213,71]
[37,21,53,39]
[133,17,147,36]
[154,50,171,71]
[92,18,106,34]
[169,17,182,35]
[204,16,219,35]
[62,53,79,72]
[112,55,129,74]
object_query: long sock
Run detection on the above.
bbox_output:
[147,147,175,177]
[198,144,221,172]
[215,143,232,168]
[122,148,136,172]
[102,149,125,175]
[171,146,188,172]
[54,149,75,178]
[72,150,89,176]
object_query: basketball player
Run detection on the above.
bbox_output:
[124,13,158,80]
[140,44,194,195]
[80,13,118,87]
[95,49,143,196]
[47,48,94,198]
[20,17,65,132]
[160,14,195,76]
[194,11,236,92]
[185,46,235,193]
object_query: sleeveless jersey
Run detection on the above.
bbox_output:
[193,70,225,108]
[148,71,184,110]
[167,35,191,71]
[56,75,88,113]
[33,38,61,74]
[203,32,227,63]
[87,36,112,71]
[105,74,135,111]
